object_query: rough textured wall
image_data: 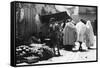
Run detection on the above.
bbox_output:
[16,3,58,45]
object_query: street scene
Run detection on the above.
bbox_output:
[15,2,97,66]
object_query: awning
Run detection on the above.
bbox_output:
[40,11,72,23]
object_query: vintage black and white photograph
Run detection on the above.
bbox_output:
[11,1,97,66]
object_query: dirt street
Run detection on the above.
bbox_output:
[34,49,96,64]
[17,36,97,65]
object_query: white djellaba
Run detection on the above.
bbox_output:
[75,21,88,43]
[73,42,80,51]
[86,20,95,48]
[63,21,77,46]
[73,21,88,51]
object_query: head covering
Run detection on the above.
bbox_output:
[80,19,87,24]
[86,20,94,47]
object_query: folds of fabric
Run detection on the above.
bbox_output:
[86,20,95,47]
[76,21,88,43]
[63,22,77,45]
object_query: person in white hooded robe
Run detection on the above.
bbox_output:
[86,20,95,48]
[73,19,88,51]
[63,19,77,48]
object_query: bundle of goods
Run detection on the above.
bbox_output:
[16,44,54,64]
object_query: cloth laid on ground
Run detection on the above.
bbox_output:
[63,21,77,46]
[86,20,95,48]
[16,44,54,64]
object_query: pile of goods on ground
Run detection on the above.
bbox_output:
[16,44,54,64]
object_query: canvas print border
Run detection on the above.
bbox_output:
[10,1,98,67]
